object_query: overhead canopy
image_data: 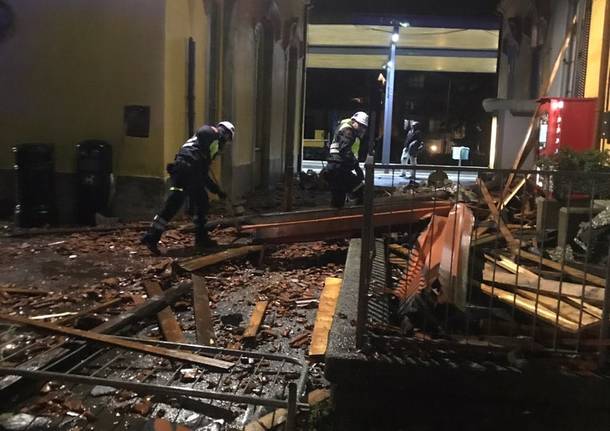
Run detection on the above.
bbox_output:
[307,24,499,73]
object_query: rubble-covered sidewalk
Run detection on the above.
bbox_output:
[0,219,343,430]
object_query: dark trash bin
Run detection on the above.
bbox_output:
[13,143,56,228]
[75,140,113,225]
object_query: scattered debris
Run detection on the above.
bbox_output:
[0,413,51,430]
[192,275,215,346]
[243,301,269,339]
[179,245,264,272]
[0,313,234,370]
[143,280,186,343]
[309,277,342,358]
[91,385,118,397]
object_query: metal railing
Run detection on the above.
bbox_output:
[357,159,610,367]
[0,325,308,430]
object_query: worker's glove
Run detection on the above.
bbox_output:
[217,190,227,200]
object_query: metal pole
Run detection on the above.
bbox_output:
[382,24,399,166]
[286,382,298,431]
[356,155,375,348]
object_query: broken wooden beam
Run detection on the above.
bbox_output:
[192,275,215,346]
[517,250,606,288]
[243,301,269,339]
[94,281,192,334]
[483,262,605,304]
[499,176,529,210]
[388,243,411,258]
[0,287,49,296]
[0,281,194,394]
[242,203,452,244]
[289,332,311,348]
[143,281,186,343]
[179,245,264,272]
[477,179,518,252]
[480,283,600,334]
[309,277,342,358]
[0,314,233,370]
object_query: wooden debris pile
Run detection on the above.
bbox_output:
[388,174,609,348]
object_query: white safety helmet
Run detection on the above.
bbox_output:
[217,121,236,140]
[351,111,369,128]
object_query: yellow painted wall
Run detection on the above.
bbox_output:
[0,0,166,177]
[585,0,608,97]
[163,0,209,170]
[230,12,257,169]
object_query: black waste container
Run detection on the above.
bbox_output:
[13,143,56,228]
[76,140,113,225]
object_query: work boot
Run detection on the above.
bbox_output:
[330,194,345,209]
[140,229,162,255]
[195,228,218,252]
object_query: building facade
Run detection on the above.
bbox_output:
[0,0,307,222]
[488,0,610,169]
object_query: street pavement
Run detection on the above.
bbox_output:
[301,160,479,187]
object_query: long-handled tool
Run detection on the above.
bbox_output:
[209,169,244,231]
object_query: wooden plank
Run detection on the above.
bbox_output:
[0,314,233,370]
[562,296,604,320]
[516,288,600,329]
[477,179,518,252]
[143,281,186,343]
[482,261,605,304]
[192,275,215,346]
[309,277,342,357]
[388,243,411,258]
[242,301,269,339]
[499,177,528,210]
[0,287,49,296]
[94,281,192,334]
[518,250,606,287]
[243,205,453,244]
[480,284,581,333]
[179,245,264,272]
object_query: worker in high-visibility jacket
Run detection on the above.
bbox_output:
[322,112,369,208]
[334,118,362,159]
[141,121,235,254]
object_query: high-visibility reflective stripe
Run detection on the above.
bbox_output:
[210,140,219,159]
[334,118,360,157]
[152,215,168,231]
[169,187,184,192]
[352,138,360,158]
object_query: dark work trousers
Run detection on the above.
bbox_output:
[155,174,210,242]
[323,162,363,208]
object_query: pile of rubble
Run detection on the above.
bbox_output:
[0,222,343,430]
[381,172,610,352]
